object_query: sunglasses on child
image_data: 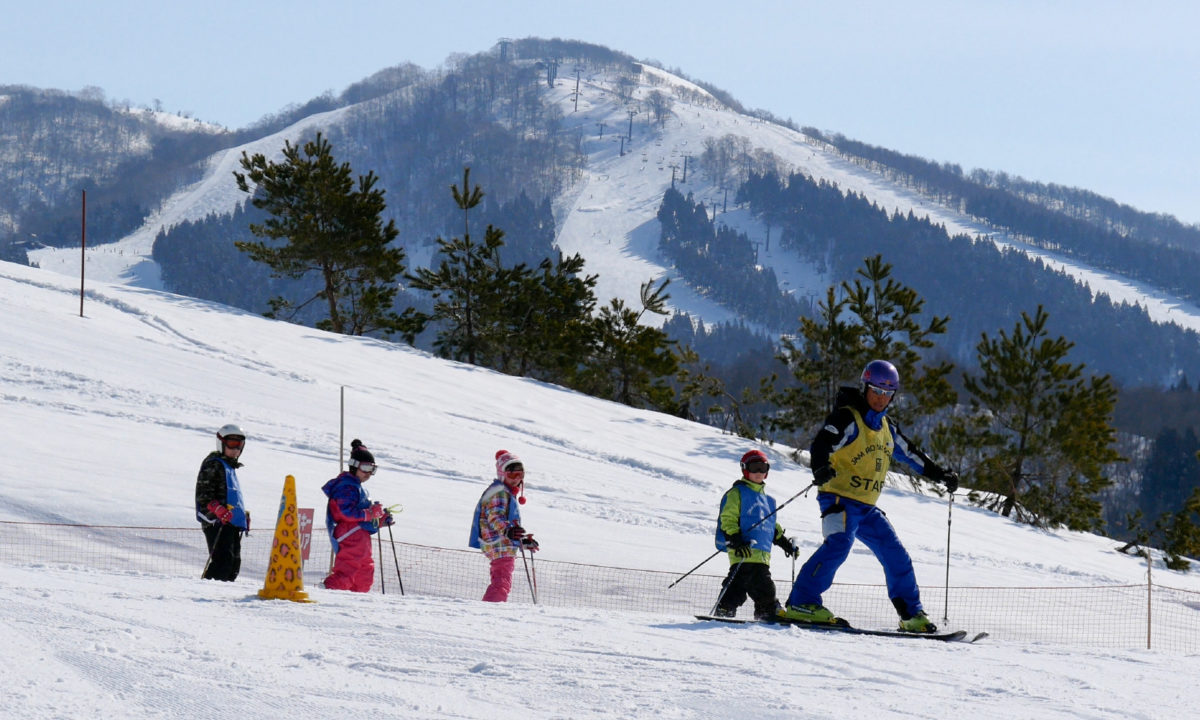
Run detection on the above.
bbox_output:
[744,461,770,473]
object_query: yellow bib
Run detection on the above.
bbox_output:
[827,408,894,505]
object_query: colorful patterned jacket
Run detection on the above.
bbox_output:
[468,480,522,560]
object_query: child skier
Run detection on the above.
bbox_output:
[713,449,799,619]
[469,449,539,602]
[195,423,251,581]
[322,439,393,592]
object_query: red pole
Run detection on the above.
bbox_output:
[79,189,86,317]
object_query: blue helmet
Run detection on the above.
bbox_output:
[861,360,900,393]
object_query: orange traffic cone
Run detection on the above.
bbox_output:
[258,475,314,603]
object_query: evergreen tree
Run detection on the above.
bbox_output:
[1140,427,1200,522]
[579,279,678,410]
[842,254,955,419]
[494,251,598,382]
[953,305,1122,530]
[405,168,600,379]
[767,255,953,446]
[1160,487,1200,570]
[232,132,406,336]
[675,345,755,437]
[404,168,512,365]
[767,285,863,441]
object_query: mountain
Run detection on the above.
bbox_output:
[11,39,1200,389]
[2,247,1199,718]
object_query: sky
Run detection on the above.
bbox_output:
[6,1,1200,225]
[4,258,1200,718]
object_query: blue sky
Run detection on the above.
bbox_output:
[7,1,1200,224]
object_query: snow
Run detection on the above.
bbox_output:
[26,65,1200,337]
[4,259,1200,719]
[123,106,230,134]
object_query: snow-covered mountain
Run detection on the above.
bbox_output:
[28,61,1200,341]
[3,250,1200,718]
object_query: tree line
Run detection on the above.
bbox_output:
[804,129,1200,305]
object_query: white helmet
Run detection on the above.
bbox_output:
[216,423,247,452]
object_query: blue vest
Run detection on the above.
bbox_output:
[468,481,520,548]
[714,482,777,552]
[218,457,248,529]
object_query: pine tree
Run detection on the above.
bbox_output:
[954,305,1122,530]
[579,279,678,409]
[767,255,953,445]
[403,168,513,365]
[1160,487,1200,571]
[842,254,955,418]
[767,285,862,440]
[495,251,598,382]
[232,132,406,336]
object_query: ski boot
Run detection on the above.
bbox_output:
[898,611,938,633]
[777,603,845,626]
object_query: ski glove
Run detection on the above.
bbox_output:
[925,465,959,493]
[380,511,395,527]
[505,524,527,541]
[812,465,836,486]
[774,535,799,558]
[365,503,387,522]
[725,531,752,559]
[206,501,233,525]
[520,535,540,552]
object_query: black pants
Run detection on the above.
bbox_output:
[202,523,242,581]
[717,562,779,617]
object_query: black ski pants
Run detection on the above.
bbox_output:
[202,523,242,581]
[717,561,779,617]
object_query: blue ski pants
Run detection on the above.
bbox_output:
[786,493,923,617]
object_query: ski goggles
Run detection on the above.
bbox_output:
[222,436,245,449]
[356,462,377,475]
[866,384,896,397]
[504,463,525,475]
[744,461,770,474]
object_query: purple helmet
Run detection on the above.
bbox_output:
[861,360,900,393]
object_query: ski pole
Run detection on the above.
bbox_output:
[668,482,814,589]
[710,560,744,615]
[530,546,538,603]
[201,524,224,579]
[519,544,537,604]
[386,523,405,595]
[378,529,386,595]
[942,491,955,624]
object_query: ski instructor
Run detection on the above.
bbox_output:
[779,360,959,633]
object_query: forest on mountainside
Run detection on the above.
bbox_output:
[0,86,236,249]
[806,129,1200,304]
[728,169,1200,388]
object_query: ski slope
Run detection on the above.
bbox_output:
[2,259,1199,718]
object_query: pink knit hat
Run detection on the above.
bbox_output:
[495,449,526,504]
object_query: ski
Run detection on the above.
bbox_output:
[695,614,983,643]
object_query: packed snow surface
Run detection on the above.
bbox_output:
[3,259,1200,718]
